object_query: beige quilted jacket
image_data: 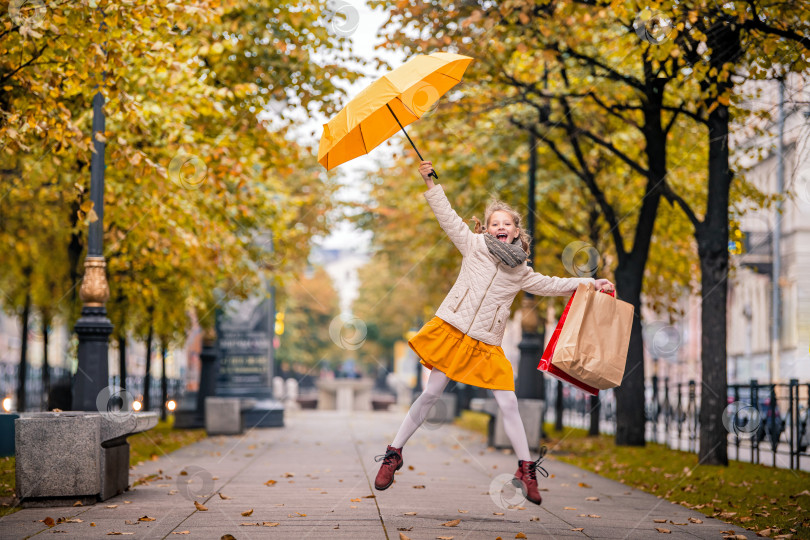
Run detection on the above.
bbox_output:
[425,184,595,346]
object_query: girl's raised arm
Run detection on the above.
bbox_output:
[419,161,474,256]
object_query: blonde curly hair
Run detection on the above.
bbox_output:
[471,199,532,258]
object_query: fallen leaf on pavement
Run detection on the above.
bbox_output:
[56,517,82,524]
[578,482,591,488]
[437,537,454,540]
[265,479,277,486]
[218,493,231,500]
[73,501,82,507]
[399,533,411,540]
[262,522,279,527]
[42,517,55,528]
[493,512,504,516]
[655,528,671,534]
[588,514,601,518]
[571,528,584,532]
[171,532,190,535]
[413,485,426,489]
[441,519,461,527]
[404,512,417,515]
[179,470,188,476]
[107,533,134,536]
[688,517,703,524]
[350,498,361,502]
[221,535,236,540]
[363,494,376,498]
[194,501,208,511]
[124,520,137,525]
[670,521,687,525]
[398,527,413,531]
[282,472,294,477]
[458,509,469,513]
[653,519,668,523]
[585,497,599,501]
[516,534,527,538]
[756,529,773,537]
[106,505,118,509]
[530,516,540,521]
[723,536,747,540]
[240,523,259,526]
[564,507,577,510]
[138,516,156,522]
[241,509,253,517]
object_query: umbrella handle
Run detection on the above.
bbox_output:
[386,103,438,180]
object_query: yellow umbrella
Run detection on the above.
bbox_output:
[317,52,474,179]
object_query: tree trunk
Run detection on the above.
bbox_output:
[589,394,600,436]
[612,77,667,446]
[17,291,31,412]
[695,101,732,466]
[119,336,127,390]
[68,199,84,307]
[144,324,153,411]
[160,342,168,422]
[612,270,646,445]
[42,310,50,410]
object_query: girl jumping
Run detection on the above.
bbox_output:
[374,160,614,505]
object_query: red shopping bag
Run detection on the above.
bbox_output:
[536,288,613,396]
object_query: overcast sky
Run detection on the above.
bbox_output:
[300,1,407,252]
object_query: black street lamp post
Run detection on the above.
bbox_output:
[72,90,113,411]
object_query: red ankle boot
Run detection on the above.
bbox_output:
[514,446,548,505]
[374,445,403,490]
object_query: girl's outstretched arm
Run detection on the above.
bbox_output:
[521,269,595,296]
[419,160,473,256]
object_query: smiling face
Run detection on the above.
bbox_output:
[487,210,519,244]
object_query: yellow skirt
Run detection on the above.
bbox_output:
[408,316,515,391]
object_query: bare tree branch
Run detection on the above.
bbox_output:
[661,182,702,229]
[0,43,48,85]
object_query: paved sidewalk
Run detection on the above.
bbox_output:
[1,409,754,539]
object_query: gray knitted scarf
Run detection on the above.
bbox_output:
[483,232,528,268]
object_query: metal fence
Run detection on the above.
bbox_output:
[0,363,185,413]
[544,378,810,471]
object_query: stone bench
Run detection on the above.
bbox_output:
[315,378,374,411]
[15,411,158,507]
[470,397,545,451]
[205,397,244,436]
[371,393,396,411]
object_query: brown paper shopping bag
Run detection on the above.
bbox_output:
[551,283,634,390]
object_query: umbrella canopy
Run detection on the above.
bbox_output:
[317,52,473,171]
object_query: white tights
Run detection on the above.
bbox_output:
[390,369,532,461]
